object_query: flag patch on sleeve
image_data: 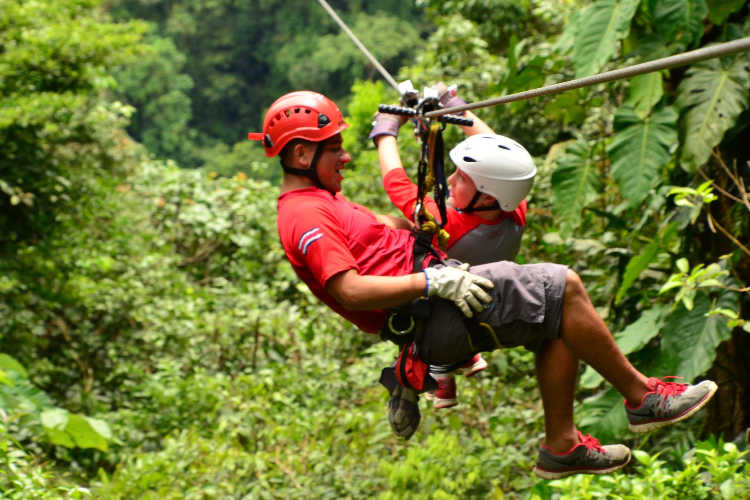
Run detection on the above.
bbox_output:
[298,227,323,255]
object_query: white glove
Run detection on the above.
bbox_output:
[424,264,494,317]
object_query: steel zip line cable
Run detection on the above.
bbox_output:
[426,36,750,117]
[315,0,400,91]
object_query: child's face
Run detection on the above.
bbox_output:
[447,168,478,210]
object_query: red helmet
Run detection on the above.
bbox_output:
[248,91,349,157]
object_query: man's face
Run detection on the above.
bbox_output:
[314,134,351,193]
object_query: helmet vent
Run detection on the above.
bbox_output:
[318,113,331,128]
[463,156,477,162]
[497,145,510,150]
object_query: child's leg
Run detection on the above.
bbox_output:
[427,363,458,409]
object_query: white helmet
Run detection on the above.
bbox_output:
[449,134,536,211]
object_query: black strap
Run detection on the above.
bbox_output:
[459,190,501,214]
[280,140,331,194]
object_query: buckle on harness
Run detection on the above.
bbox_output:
[388,313,415,336]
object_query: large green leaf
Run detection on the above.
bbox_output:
[573,0,640,77]
[550,140,602,236]
[41,409,111,451]
[608,105,678,207]
[652,290,737,379]
[675,50,750,171]
[650,0,708,47]
[624,72,664,116]
[0,353,27,378]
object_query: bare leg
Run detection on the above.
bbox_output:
[559,270,649,405]
[536,338,579,453]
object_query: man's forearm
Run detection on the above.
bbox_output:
[326,269,426,311]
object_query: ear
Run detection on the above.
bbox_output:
[291,142,313,168]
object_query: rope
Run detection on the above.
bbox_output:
[427,37,750,117]
[315,0,400,91]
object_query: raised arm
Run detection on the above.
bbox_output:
[434,82,495,137]
[375,134,404,177]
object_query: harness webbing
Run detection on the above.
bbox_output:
[414,121,450,250]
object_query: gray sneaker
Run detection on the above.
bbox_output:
[533,431,631,480]
[626,377,718,433]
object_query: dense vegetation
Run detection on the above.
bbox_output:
[1,0,749,498]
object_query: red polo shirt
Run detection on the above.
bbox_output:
[277,187,417,333]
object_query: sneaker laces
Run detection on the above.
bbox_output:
[577,430,605,453]
[647,376,688,398]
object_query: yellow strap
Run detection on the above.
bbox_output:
[466,322,503,353]
[480,322,503,349]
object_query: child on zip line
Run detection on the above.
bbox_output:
[371,82,530,410]
[248,89,717,479]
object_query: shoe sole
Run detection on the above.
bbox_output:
[628,381,718,433]
[462,358,488,378]
[423,392,458,409]
[533,452,631,480]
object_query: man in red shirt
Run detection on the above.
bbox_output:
[249,90,718,480]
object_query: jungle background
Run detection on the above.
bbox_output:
[1,0,749,498]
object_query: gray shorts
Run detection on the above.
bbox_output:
[417,261,568,365]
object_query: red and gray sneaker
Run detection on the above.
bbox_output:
[424,374,458,409]
[533,430,631,479]
[625,376,718,433]
[460,353,488,377]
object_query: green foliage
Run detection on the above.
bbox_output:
[2,0,750,497]
[0,352,112,453]
[615,222,679,304]
[650,0,709,49]
[533,439,750,499]
[608,104,678,206]
[572,0,640,77]
[107,0,428,160]
[111,29,198,165]
[675,45,750,171]
[0,421,92,499]
[624,72,664,115]
[0,0,147,242]
[550,140,603,236]
[707,0,746,24]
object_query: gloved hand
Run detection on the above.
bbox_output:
[369,112,408,142]
[424,263,494,317]
[433,82,467,114]
[388,384,420,439]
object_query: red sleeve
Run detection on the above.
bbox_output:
[383,168,441,222]
[512,200,527,226]
[287,201,358,286]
